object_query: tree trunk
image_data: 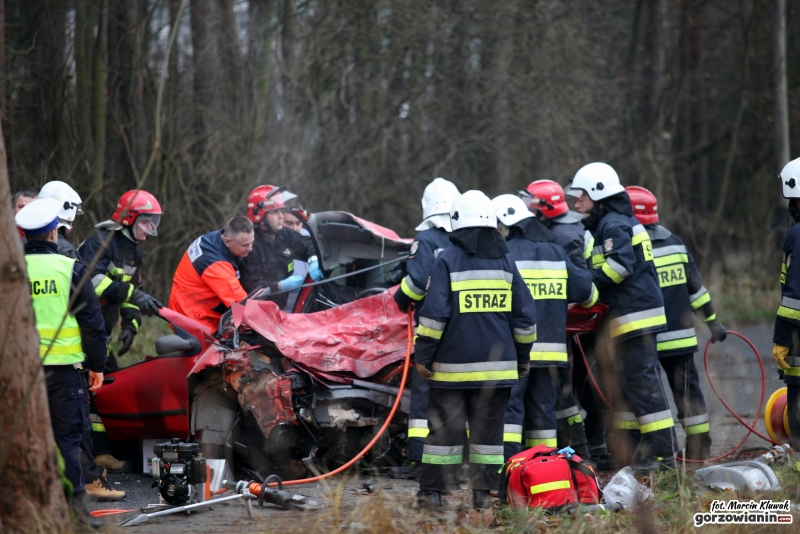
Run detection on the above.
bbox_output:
[190,0,222,142]
[772,0,789,202]
[75,0,93,164]
[92,0,109,198]
[0,120,71,533]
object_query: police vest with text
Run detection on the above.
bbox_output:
[25,254,85,366]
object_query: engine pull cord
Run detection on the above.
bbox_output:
[574,330,776,464]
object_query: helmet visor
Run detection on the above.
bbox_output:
[136,214,161,236]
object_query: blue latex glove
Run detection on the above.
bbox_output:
[279,275,304,292]
[308,260,324,281]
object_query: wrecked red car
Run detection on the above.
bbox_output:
[93,211,606,480]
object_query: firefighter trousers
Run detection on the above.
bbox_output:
[571,332,608,456]
[660,353,711,460]
[787,385,800,475]
[420,387,509,492]
[600,333,676,465]
[555,364,590,459]
[406,365,430,462]
[503,368,557,460]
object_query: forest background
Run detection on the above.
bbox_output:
[3,0,799,319]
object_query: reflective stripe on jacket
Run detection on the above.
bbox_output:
[647,224,716,357]
[589,211,666,341]
[774,222,800,384]
[26,254,85,365]
[414,247,536,389]
[506,223,596,367]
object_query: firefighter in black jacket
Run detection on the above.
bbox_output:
[521,180,608,464]
[773,157,800,477]
[626,186,726,460]
[493,194,597,462]
[413,190,537,510]
[78,189,163,473]
[569,162,675,471]
[239,185,323,307]
[390,177,460,480]
[17,198,108,525]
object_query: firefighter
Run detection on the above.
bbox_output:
[169,216,255,331]
[413,190,536,510]
[569,162,676,471]
[493,194,597,461]
[16,198,108,524]
[626,186,726,460]
[773,156,800,478]
[520,180,607,465]
[37,181,84,260]
[38,180,125,500]
[239,185,323,307]
[390,177,460,480]
[78,189,163,473]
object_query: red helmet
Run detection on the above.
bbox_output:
[520,180,568,218]
[246,185,287,223]
[625,185,659,225]
[111,190,162,226]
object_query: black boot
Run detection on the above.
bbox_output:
[685,432,712,461]
[632,454,676,474]
[389,459,422,480]
[473,490,491,510]
[410,490,444,509]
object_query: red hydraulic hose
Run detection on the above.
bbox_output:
[258,308,413,488]
[575,329,775,463]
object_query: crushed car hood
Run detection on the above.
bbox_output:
[191,287,410,378]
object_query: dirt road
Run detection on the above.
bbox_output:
[91,323,783,532]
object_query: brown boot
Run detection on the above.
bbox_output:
[86,477,127,502]
[94,454,134,473]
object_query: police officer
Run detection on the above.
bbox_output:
[626,186,726,460]
[773,157,800,478]
[493,194,597,461]
[78,189,163,473]
[521,180,606,464]
[37,181,125,500]
[16,198,108,522]
[239,185,323,305]
[569,162,675,471]
[414,191,536,510]
[390,177,460,480]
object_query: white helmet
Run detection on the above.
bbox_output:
[780,157,800,199]
[492,194,533,226]
[416,177,460,232]
[567,162,625,201]
[450,190,496,231]
[38,180,83,229]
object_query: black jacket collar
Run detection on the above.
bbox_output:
[584,192,633,232]
[24,240,59,254]
[510,217,557,243]
[449,227,509,258]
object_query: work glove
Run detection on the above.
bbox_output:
[707,319,727,343]
[129,289,163,317]
[279,275,304,292]
[517,361,530,379]
[773,344,791,371]
[416,362,433,379]
[394,289,414,313]
[308,261,324,282]
[118,327,136,357]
